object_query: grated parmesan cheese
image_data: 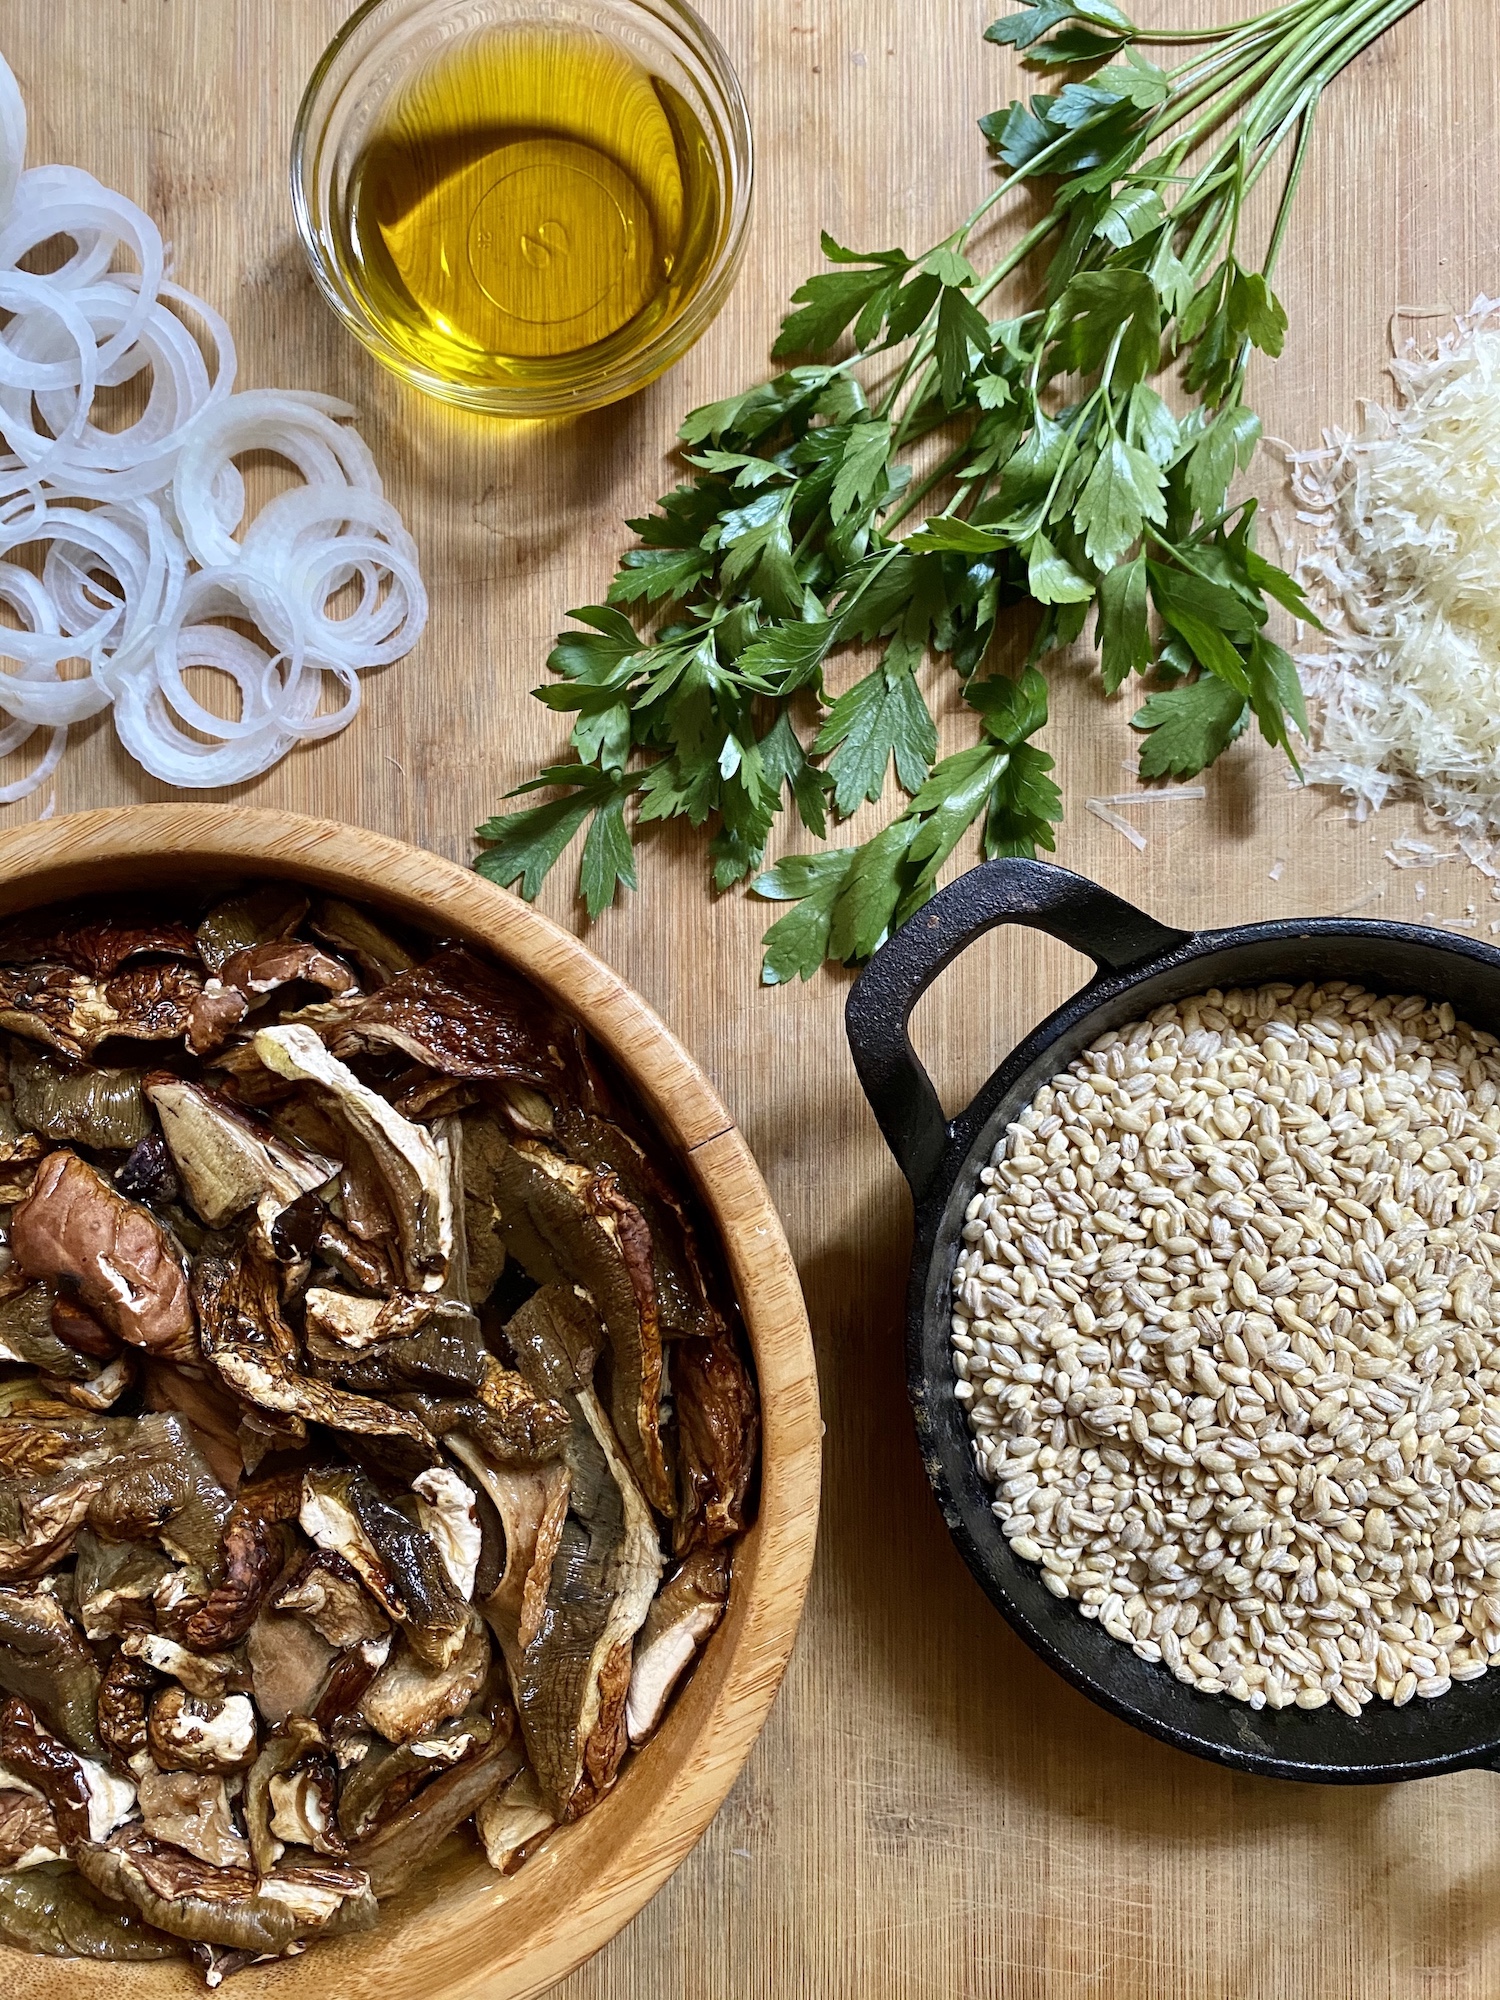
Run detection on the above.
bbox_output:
[1293,300,1500,851]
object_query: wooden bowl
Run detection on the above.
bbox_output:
[0,805,821,1999]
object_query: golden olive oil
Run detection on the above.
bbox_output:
[340,23,723,398]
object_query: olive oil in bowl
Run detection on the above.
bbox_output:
[293,1,753,416]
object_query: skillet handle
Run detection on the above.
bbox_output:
[845,857,1190,1204]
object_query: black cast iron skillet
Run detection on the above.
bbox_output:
[846,855,1500,1783]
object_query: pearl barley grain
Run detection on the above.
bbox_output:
[951,981,1500,1714]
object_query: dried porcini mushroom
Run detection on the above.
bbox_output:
[471,1128,673,1514]
[272,1548,388,1650]
[0,881,756,1978]
[143,1075,337,1244]
[137,1767,249,1870]
[218,939,358,1005]
[74,1826,377,1954]
[9,1047,153,1152]
[254,1026,452,1292]
[147,1687,257,1774]
[11,1154,197,1361]
[626,1545,731,1744]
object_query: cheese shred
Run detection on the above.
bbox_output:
[1293,300,1500,851]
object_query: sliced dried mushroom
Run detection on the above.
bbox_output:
[86,1412,232,1572]
[147,1687,257,1775]
[325,946,579,1092]
[413,1467,480,1600]
[136,1768,249,1870]
[74,1534,172,1639]
[0,1786,65,1870]
[0,1281,98,1383]
[0,960,207,1062]
[313,1313,496,1401]
[480,1384,661,1821]
[359,1611,490,1745]
[143,1075,337,1245]
[0,1696,135,1843]
[625,1546,730,1744]
[75,1826,377,1954]
[243,1715,324,1875]
[0,1587,104,1755]
[244,1608,337,1733]
[8,1047,153,1152]
[344,1726,520,1900]
[300,1467,467,1667]
[195,885,310,977]
[0,1861,180,1959]
[218,939,358,1005]
[335,1722,482,1841]
[185,983,249,1059]
[0,907,198,981]
[471,1126,673,1515]
[96,1650,155,1767]
[268,1761,346,1857]
[672,1333,759,1553]
[192,1250,438,1469]
[308,899,417,988]
[11,1153,197,1361]
[475,1765,555,1875]
[271,1548,389,1651]
[180,1471,301,1651]
[302,1284,452,1353]
[551,1105,724,1345]
[254,1026,452,1292]
[120,1633,240,1701]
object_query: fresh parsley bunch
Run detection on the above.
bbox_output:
[477,0,1424,982]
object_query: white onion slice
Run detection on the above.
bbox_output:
[0,166,163,368]
[240,486,427,671]
[0,70,423,799]
[172,390,381,568]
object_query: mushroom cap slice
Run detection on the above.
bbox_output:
[625,1546,731,1746]
[143,1075,337,1240]
[0,962,204,1060]
[475,1385,661,1821]
[11,1152,197,1362]
[472,1125,672,1514]
[475,1765,555,1875]
[253,1025,452,1292]
[343,1727,521,1900]
[74,1827,377,1953]
[0,1787,65,1871]
[325,946,580,1089]
[0,1589,104,1756]
[359,1611,490,1744]
[9,1048,152,1152]
[218,939,358,1003]
[192,1250,439,1469]
[0,1860,181,1959]
[672,1332,760,1554]
[195,885,309,977]
[136,1769,249,1871]
[85,1411,233,1574]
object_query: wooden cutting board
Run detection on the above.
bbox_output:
[1,2,1496,1995]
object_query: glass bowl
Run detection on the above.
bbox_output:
[291,0,753,417]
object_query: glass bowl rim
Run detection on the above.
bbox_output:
[289,0,755,415]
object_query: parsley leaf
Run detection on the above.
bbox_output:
[1132,677,1248,779]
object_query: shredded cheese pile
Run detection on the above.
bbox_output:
[1294,301,1500,849]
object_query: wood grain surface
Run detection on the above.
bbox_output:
[0,3,1496,1997]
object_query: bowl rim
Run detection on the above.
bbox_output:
[0,803,820,2000]
[289,0,755,416]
